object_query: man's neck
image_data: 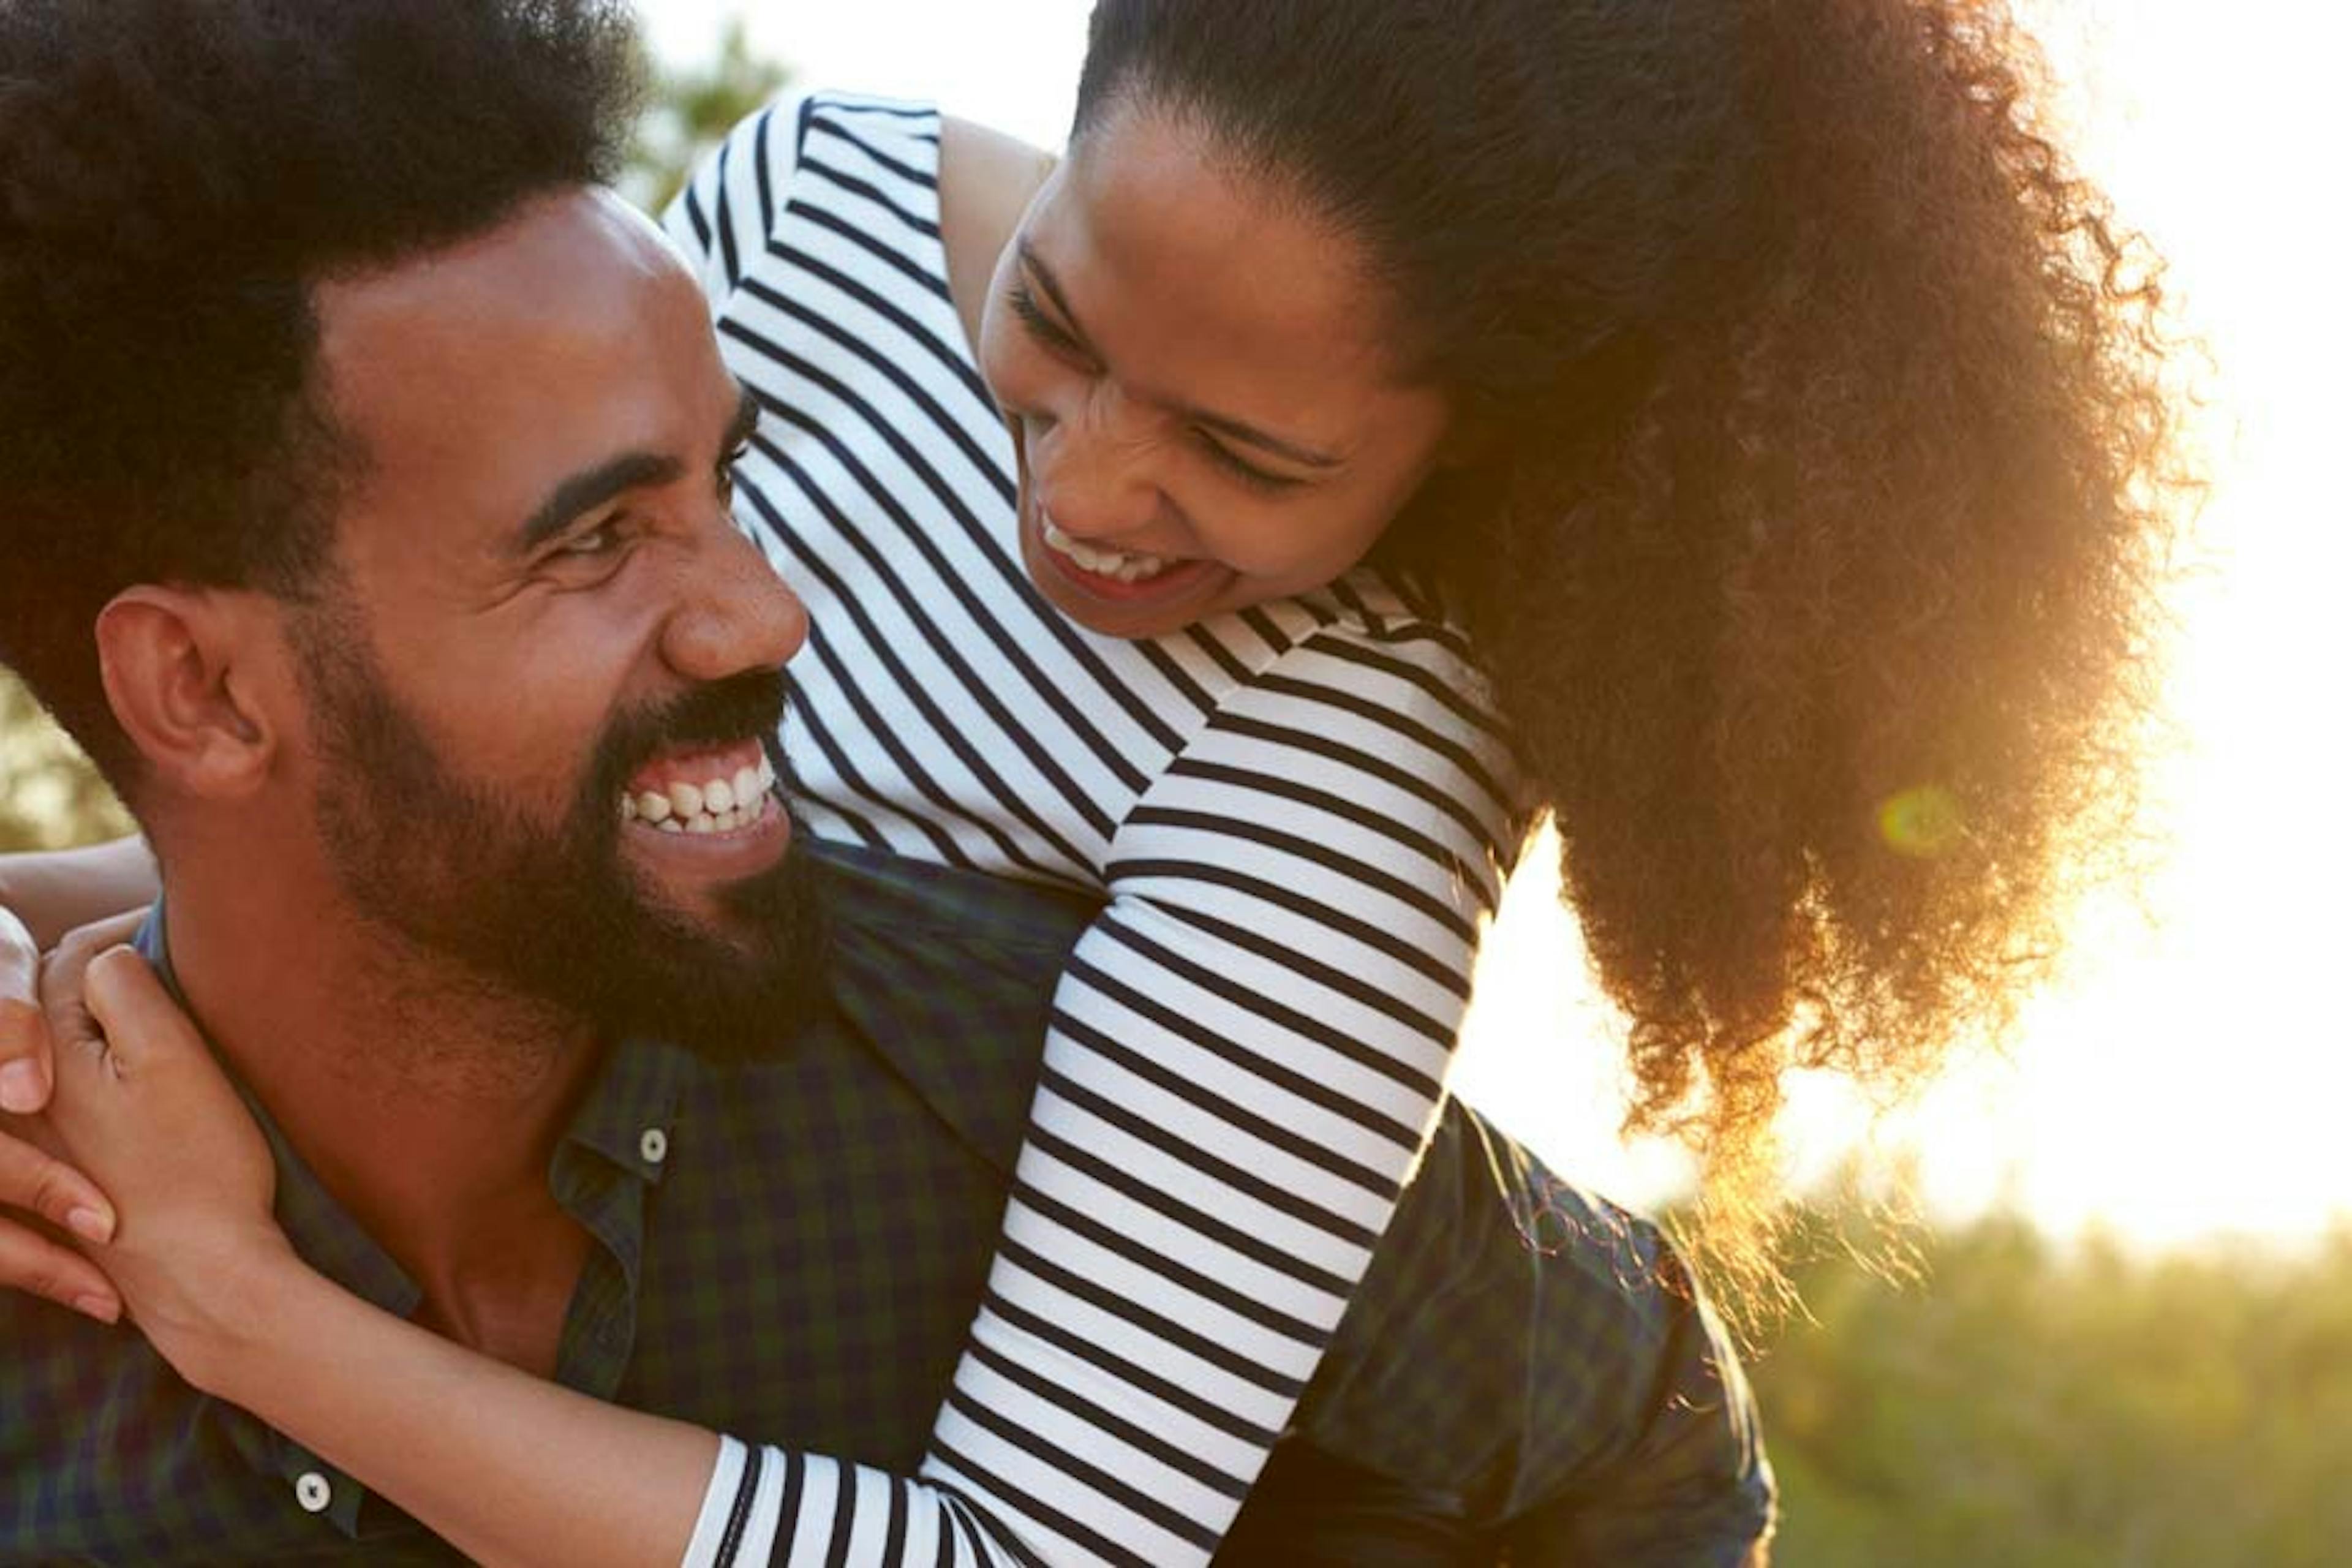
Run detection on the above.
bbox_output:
[158,853,600,1373]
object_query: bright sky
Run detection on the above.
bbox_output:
[648,2,2351,1250]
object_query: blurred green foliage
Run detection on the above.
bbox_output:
[0,674,130,853]
[1752,1212,2352,1564]
[624,20,791,213]
[0,24,786,854]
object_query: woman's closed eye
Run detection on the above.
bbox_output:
[1196,432,1308,495]
[1010,282,1307,495]
[1006,282,1091,363]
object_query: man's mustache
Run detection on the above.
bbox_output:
[588,668,790,805]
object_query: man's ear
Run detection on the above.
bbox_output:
[94,586,290,800]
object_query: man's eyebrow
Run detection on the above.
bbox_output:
[512,390,758,556]
[1017,241,1341,472]
[514,453,681,554]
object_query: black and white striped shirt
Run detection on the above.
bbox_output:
[665,92,1524,1567]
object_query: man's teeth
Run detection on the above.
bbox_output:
[1041,518,1175,584]
[620,753,777,834]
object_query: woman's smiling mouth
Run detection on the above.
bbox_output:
[1031,502,1221,606]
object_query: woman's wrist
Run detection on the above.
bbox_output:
[121,1222,313,1396]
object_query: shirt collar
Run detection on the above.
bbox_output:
[130,900,687,1536]
[132,904,420,1321]
[133,901,686,1226]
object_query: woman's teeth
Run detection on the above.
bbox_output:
[1041,518,1176,584]
[621,753,777,835]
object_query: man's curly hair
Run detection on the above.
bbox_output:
[1080,0,2188,1293]
[0,0,641,788]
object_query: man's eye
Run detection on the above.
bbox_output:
[555,519,625,557]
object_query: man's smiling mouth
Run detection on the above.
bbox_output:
[620,739,778,835]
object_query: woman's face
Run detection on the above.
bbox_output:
[979,102,1451,639]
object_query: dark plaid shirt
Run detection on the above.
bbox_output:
[0,844,1771,1565]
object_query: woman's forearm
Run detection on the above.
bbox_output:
[176,1248,718,1568]
[0,835,159,949]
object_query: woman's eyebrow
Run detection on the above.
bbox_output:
[1019,241,1341,470]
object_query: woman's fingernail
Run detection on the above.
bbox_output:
[0,1059,42,1113]
[66,1206,115,1245]
[72,1294,121,1325]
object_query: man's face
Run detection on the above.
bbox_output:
[292,188,816,1052]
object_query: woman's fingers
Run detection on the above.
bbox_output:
[0,909,126,1321]
[0,1116,115,1244]
[0,1118,121,1322]
[78,946,205,1073]
[39,911,146,1069]
[45,942,277,1236]
[0,1216,121,1324]
[0,905,52,1114]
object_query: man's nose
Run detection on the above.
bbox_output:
[662,516,808,684]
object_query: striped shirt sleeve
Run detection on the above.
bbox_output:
[908,628,1520,1562]
[679,632,1521,1567]
[663,95,1527,1567]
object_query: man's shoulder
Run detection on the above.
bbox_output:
[1291,1101,1776,1555]
[0,1299,302,1562]
[668,844,1090,1179]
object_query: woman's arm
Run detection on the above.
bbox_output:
[0,903,124,1318]
[869,617,1523,1563]
[0,834,158,950]
[54,946,720,1568]
[0,832,157,1112]
[162,1260,721,1568]
[39,616,1518,1568]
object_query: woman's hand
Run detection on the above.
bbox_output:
[0,903,121,1321]
[47,942,296,1382]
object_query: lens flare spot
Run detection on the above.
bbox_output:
[1879,785,1964,858]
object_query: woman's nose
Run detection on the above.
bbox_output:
[1027,406,1163,541]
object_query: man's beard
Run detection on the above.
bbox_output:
[292,614,824,1061]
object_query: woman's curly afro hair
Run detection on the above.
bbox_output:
[1079,0,2189,1294]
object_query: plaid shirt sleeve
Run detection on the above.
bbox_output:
[1230,1104,1776,1564]
[810,844,1775,1564]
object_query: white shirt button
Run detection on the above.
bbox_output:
[639,1127,669,1166]
[294,1471,333,1513]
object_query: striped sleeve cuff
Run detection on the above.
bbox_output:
[681,1436,783,1568]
